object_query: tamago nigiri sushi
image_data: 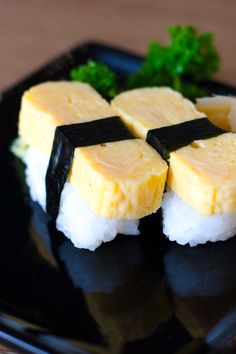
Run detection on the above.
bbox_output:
[16,81,168,250]
[112,87,236,246]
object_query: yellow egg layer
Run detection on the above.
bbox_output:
[112,87,204,139]
[196,95,236,131]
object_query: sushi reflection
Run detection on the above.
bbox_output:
[28,199,172,353]
[58,237,171,354]
[59,237,144,293]
[164,238,236,297]
[28,200,58,268]
[164,239,236,339]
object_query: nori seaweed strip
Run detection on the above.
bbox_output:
[147,118,226,161]
[46,116,135,218]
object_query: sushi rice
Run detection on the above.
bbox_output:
[20,143,236,249]
[14,138,236,248]
[162,189,236,246]
[24,146,140,251]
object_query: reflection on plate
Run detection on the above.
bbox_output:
[165,239,236,297]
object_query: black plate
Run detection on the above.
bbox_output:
[1,42,236,354]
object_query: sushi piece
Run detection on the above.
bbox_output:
[112,87,236,246]
[18,82,168,250]
[196,95,236,132]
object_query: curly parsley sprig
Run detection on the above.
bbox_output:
[70,60,118,99]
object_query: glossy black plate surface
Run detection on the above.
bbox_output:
[1,42,236,354]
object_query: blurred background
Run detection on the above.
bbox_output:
[0,0,236,91]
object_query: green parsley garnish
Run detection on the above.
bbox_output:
[70,60,118,99]
[70,26,220,100]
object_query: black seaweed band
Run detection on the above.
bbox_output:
[146,118,226,161]
[46,116,135,218]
